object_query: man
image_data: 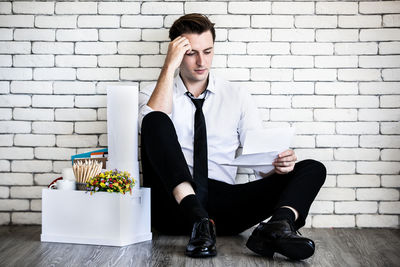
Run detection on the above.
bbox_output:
[139,14,326,260]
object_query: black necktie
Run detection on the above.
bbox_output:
[188,93,208,207]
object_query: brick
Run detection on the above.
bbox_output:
[309,201,334,214]
[77,68,119,81]
[252,15,293,28]
[212,68,249,81]
[0,147,33,159]
[270,109,313,121]
[381,149,400,161]
[383,69,400,81]
[316,29,358,42]
[163,15,181,28]
[13,55,54,67]
[53,81,96,95]
[11,160,52,173]
[13,108,54,121]
[323,161,356,174]
[359,109,399,121]
[272,29,314,42]
[78,15,119,28]
[97,108,107,120]
[0,172,33,185]
[34,173,57,186]
[316,135,358,148]
[360,29,400,41]
[55,108,95,121]
[185,2,227,14]
[229,29,270,42]
[229,2,270,14]
[313,215,355,228]
[75,42,117,55]
[121,68,160,81]
[356,215,398,228]
[0,160,10,171]
[381,122,400,134]
[360,135,400,148]
[13,2,54,14]
[315,56,358,68]
[382,175,400,187]
[317,188,356,201]
[0,55,11,66]
[360,1,400,14]
[32,121,72,134]
[0,187,9,198]
[335,202,378,214]
[54,160,73,173]
[55,2,97,14]
[291,43,333,55]
[12,212,41,225]
[140,55,166,68]
[271,82,314,95]
[233,82,269,95]
[295,15,337,28]
[35,15,77,28]
[98,2,140,14]
[210,15,250,28]
[75,122,107,134]
[379,202,400,214]
[251,69,292,81]
[11,81,52,94]
[0,109,11,120]
[336,122,379,134]
[0,95,31,107]
[0,121,30,133]
[56,135,98,148]
[271,56,313,68]
[56,29,98,41]
[0,68,32,80]
[56,55,97,67]
[337,175,380,187]
[75,96,106,108]
[0,200,30,211]
[228,55,269,68]
[360,82,400,94]
[379,42,400,54]
[292,122,335,134]
[142,2,182,14]
[0,3,11,14]
[315,82,358,95]
[0,213,10,225]
[335,43,378,55]
[0,15,34,27]
[383,15,400,27]
[121,15,163,28]
[294,69,336,81]
[291,135,315,148]
[336,96,379,108]
[360,56,400,68]
[0,29,12,41]
[381,95,400,107]
[0,135,13,146]
[118,42,159,55]
[338,69,381,82]
[0,81,9,94]
[99,29,141,41]
[32,42,73,54]
[272,2,314,14]
[31,200,41,211]
[316,2,358,15]
[214,42,246,55]
[247,42,290,55]
[34,68,75,81]
[339,15,381,28]
[292,96,334,108]
[357,162,400,175]
[35,147,75,160]
[0,42,31,54]
[295,148,333,161]
[254,95,290,108]
[15,134,55,147]
[14,29,55,41]
[32,95,74,108]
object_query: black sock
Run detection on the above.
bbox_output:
[179,194,208,224]
[269,207,296,226]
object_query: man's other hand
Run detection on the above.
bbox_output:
[272,149,297,174]
[164,36,192,71]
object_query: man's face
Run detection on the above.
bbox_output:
[179,30,214,84]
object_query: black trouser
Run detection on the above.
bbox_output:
[141,112,326,236]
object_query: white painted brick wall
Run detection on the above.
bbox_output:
[0,0,398,228]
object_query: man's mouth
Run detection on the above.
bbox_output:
[195,69,207,74]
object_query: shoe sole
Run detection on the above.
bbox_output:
[185,250,217,258]
[246,235,314,260]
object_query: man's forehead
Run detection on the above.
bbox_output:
[181,31,214,49]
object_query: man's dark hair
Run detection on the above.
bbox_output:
[169,13,215,42]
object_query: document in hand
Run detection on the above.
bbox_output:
[222,127,295,172]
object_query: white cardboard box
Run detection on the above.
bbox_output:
[41,187,152,246]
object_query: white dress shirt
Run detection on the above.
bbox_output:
[139,72,263,185]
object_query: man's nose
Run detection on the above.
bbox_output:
[196,54,205,66]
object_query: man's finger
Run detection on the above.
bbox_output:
[278,150,294,158]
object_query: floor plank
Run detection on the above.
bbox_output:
[0,226,399,267]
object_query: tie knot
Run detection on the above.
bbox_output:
[190,97,205,109]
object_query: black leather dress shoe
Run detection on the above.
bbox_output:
[185,218,217,258]
[246,220,315,260]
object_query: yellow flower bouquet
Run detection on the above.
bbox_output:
[86,169,134,195]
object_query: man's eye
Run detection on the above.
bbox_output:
[204,51,211,55]
[187,53,195,56]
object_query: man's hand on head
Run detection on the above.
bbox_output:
[164,36,192,71]
[272,149,297,175]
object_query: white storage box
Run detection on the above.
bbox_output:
[41,187,152,246]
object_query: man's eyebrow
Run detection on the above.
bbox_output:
[190,47,214,52]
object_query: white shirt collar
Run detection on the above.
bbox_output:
[174,71,217,97]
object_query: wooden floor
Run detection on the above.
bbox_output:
[0,226,399,267]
